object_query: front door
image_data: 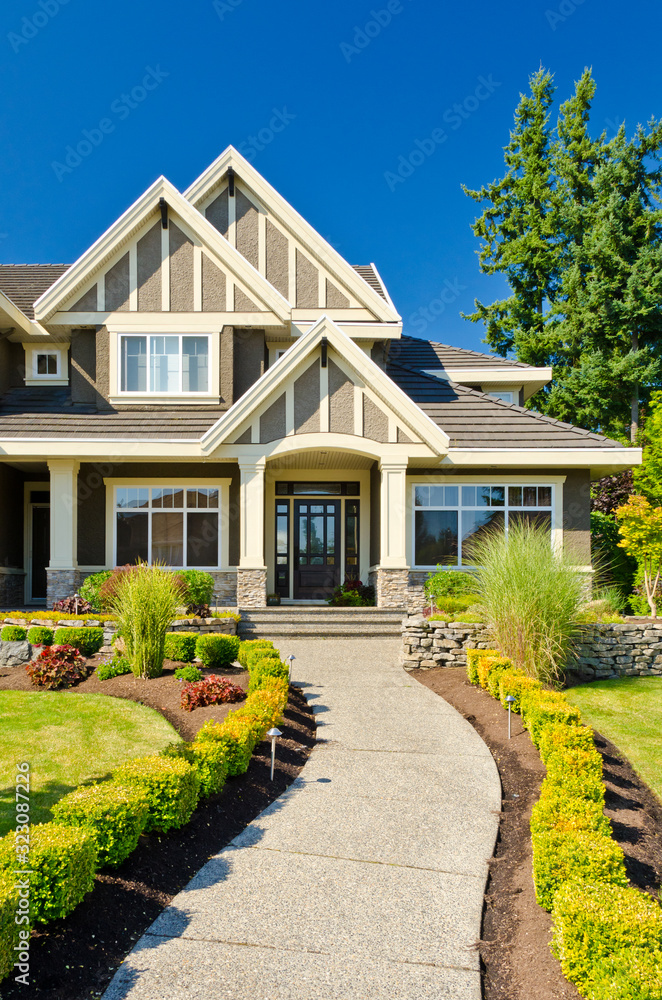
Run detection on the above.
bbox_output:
[30,505,49,603]
[293,500,341,600]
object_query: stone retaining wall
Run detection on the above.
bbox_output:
[401,614,662,680]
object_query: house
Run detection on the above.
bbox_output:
[0,147,640,610]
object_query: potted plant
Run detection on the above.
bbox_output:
[266,593,281,606]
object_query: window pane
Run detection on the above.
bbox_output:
[37,354,48,375]
[509,511,552,532]
[415,510,458,566]
[150,336,180,393]
[444,486,459,507]
[523,486,537,507]
[414,485,429,507]
[491,487,505,507]
[182,337,209,392]
[47,355,58,374]
[122,337,147,392]
[429,485,444,506]
[152,512,183,565]
[116,488,148,509]
[186,512,218,566]
[508,486,522,507]
[276,515,288,555]
[462,486,476,507]
[461,510,505,563]
[538,486,552,507]
[310,516,324,561]
[477,487,491,507]
[327,516,335,555]
[298,516,307,563]
[116,512,148,564]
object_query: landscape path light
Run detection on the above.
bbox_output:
[286,653,296,683]
[506,695,516,739]
[267,727,282,781]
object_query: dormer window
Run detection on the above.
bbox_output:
[23,344,69,387]
[120,334,210,394]
[35,351,59,377]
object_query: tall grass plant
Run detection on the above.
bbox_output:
[109,563,181,679]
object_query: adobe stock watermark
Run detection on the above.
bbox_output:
[8,0,72,54]
[13,762,31,988]
[235,107,296,164]
[384,75,501,192]
[340,0,414,63]
[408,278,466,336]
[213,0,246,20]
[545,0,588,30]
[51,65,169,182]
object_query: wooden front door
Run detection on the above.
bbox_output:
[293,500,341,600]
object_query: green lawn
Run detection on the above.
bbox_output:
[565,677,662,802]
[0,691,179,836]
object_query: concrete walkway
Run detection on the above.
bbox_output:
[102,639,501,1000]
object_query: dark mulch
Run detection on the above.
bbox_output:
[414,666,662,1000]
[0,684,316,999]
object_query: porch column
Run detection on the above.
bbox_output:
[375,459,410,609]
[47,459,80,606]
[237,459,267,607]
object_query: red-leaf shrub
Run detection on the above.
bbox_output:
[180,675,246,712]
[26,645,91,690]
[51,596,95,615]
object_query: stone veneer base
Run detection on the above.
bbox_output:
[237,568,267,608]
[369,567,409,609]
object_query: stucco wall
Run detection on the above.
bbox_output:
[70,329,97,405]
[137,222,162,311]
[70,285,98,311]
[236,191,259,269]
[220,325,234,406]
[234,285,258,311]
[363,395,389,442]
[294,360,320,433]
[206,189,229,237]
[266,219,288,298]
[95,327,111,407]
[328,359,354,434]
[326,278,349,308]
[233,329,265,399]
[295,250,318,308]
[0,341,25,391]
[169,223,194,312]
[105,252,130,312]
[202,254,226,311]
[260,393,287,443]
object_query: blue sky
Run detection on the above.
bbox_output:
[2,0,661,352]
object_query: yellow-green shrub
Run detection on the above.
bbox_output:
[485,656,515,697]
[113,754,200,832]
[195,717,255,776]
[497,669,542,712]
[532,829,629,911]
[552,882,662,999]
[51,782,149,867]
[238,639,275,668]
[530,788,610,837]
[0,872,18,981]
[0,824,97,924]
[162,740,229,798]
[195,633,240,669]
[545,745,604,790]
[245,645,281,671]
[53,627,104,656]
[163,632,198,662]
[520,689,581,747]
[247,655,289,695]
[538,722,596,765]
[466,648,499,684]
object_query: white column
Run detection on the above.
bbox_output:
[48,459,80,569]
[239,459,266,568]
[379,459,409,568]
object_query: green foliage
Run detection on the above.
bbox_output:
[0,872,18,982]
[497,669,543,712]
[520,689,582,747]
[238,639,275,668]
[113,754,200,832]
[162,741,229,799]
[552,882,662,999]
[247,655,289,695]
[195,717,255,777]
[96,653,132,680]
[174,664,203,683]
[328,579,375,606]
[538,723,596,765]
[53,627,104,656]
[79,570,113,612]
[0,823,97,924]
[164,632,198,663]
[178,570,215,607]
[26,626,54,646]
[590,512,637,598]
[634,391,662,506]
[245,645,280,670]
[109,563,182,678]
[530,789,611,838]
[195,633,240,669]
[424,569,478,601]
[51,782,149,868]
[469,520,586,683]
[532,830,629,911]
[465,648,499,685]
[1,625,26,641]
[616,495,662,616]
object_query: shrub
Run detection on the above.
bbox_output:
[552,882,662,1000]
[238,639,275,668]
[540,763,605,804]
[108,563,183,679]
[544,743,604,789]
[245,645,281,670]
[247,656,289,694]
[476,654,512,693]
[96,653,132,680]
[163,740,230,798]
[113,754,200,832]
[53,626,104,657]
[51,595,95,614]
[180,674,245,712]
[178,569,215,607]
[26,626,54,646]
[186,603,212,618]
[51,782,149,868]
[0,823,97,924]
[195,633,241,670]
[469,520,586,683]
[328,578,375,606]
[195,717,255,776]
[466,648,499,685]
[4,611,115,623]
[532,830,629,911]
[0,872,18,982]
[1,625,26,641]
[174,664,203,683]
[530,789,611,837]
[538,723,596,765]
[26,645,91,690]
[520,690,582,748]
[240,685,287,735]
[100,564,186,613]
[79,570,113,612]
[164,632,198,663]
[425,568,478,602]
[498,669,543,712]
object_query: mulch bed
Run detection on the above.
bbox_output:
[0,682,316,999]
[414,666,662,1000]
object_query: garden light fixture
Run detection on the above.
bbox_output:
[267,727,282,781]
[286,653,295,683]
[506,695,515,739]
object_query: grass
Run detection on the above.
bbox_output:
[565,677,662,802]
[0,691,179,835]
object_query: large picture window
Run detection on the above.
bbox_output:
[115,486,220,568]
[120,335,209,394]
[413,483,553,568]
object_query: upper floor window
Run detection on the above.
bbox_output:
[120,334,209,394]
[486,390,514,404]
[34,350,60,378]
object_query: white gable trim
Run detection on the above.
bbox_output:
[184,147,401,326]
[200,316,448,456]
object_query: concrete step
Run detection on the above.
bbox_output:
[239,622,403,638]
[238,606,406,638]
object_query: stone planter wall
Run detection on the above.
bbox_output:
[401,615,662,680]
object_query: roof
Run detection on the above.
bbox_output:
[0,265,70,319]
[391,335,533,371]
[0,405,220,439]
[387,362,624,450]
[352,265,387,301]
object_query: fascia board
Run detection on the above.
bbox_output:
[444,447,642,468]
[434,366,553,385]
[0,291,33,336]
[184,146,400,325]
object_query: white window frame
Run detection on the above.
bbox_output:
[118,333,212,397]
[23,344,69,387]
[486,390,514,404]
[408,475,565,570]
[109,332,220,404]
[104,479,232,570]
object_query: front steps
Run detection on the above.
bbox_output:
[238,605,405,639]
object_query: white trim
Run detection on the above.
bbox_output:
[161,222,170,312]
[23,343,69,387]
[319,362,329,433]
[116,332,215,398]
[129,245,138,311]
[193,243,202,312]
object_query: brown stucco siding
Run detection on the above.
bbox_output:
[95,327,111,406]
[363,395,389,442]
[296,250,318,308]
[233,329,265,399]
[370,460,380,567]
[397,427,413,444]
[202,254,226,311]
[266,219,288,299]
[137,223,162,311]
[70,285,98,311]
[105,253,130,312]
[563,469,591,564]
[169,223,194,312]
[206,189,229,238]
[220,325,234,405]
[294,360,320,433]
[234,285,258,311]
[236,191,259,269]
[0,464,25,569]
[326,278,349,308]
[328,359,354,434]
[260,393,286,443]
[234,428,252,444]
[0,340,22,395]
[70,329,97,405]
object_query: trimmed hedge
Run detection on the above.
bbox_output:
[0,824,97,924]
[552,881,662,999]
[113,754,200,832]
[195,716,256,777]
[238,638,274,668]
[466,647,499,685]
[51,782,150,868]
[247,655,289,695]
[195,633,240,669]
[520,690,582,748]
[0,872,18,982]
[26,626,54,646]
[532,829,629,911]
[1,625,26,641]
[497,669,543,712]
[162,741,230,799]
[538,723,596,765]
[53,627,104,657]
[164,632,198,663]
[530,787,611,837]
[245,645,281,671]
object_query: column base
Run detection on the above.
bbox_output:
[236,568,267,608]
[46,569,83,609]
[369,567,409,609]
